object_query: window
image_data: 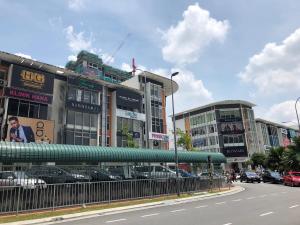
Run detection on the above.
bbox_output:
[76,89,82,102]
[223,134,244,146]
[91,91,98,104]
[83,113,90,127]
[68,86,77,100]
[83,90,91,103]
[67,111,75,125]
[7,99,47,119]
[75,112,83,127]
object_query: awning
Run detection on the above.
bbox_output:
[0,142,226,164]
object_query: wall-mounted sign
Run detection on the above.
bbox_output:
[68,75,102,91]
[116,88,142,111]
[116,108,145,121]
[222,146,248,157]
[11,65,54,94]
[66,100,101,114]
[6,116,54,144]
[4,87,53,104]
[149,132,169,142]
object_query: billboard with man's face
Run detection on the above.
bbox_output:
[6,116,54,144]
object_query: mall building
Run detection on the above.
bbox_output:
[256,118,299,153]
[173,100,299,170]
[173,100,261,170]
[0,50,177,150]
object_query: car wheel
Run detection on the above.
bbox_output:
[291,182,294,187]
[258,181,261,183]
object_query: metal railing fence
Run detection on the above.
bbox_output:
[0,177,226,215]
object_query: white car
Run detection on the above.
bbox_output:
[0,171,47,190]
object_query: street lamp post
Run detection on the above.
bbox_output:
[171,71,179,196]
[295,97,300,134]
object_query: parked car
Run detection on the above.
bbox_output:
[27,166,90,184]
[240,171,261,183]
[262,171,283,184]
[283,171,300,187]
[134,165,180,179]
[73,167,122,181]
[0,171,47,190]
[198,172,223,180]
[177,169,197,178]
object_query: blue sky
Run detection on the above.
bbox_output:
[1,0,300,127]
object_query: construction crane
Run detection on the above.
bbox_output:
[103,33,131,65]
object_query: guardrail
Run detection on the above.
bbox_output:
[0,177,225,215]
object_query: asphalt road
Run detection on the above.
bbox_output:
[50,182,300,225]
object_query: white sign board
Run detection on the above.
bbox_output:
[116,109,146,121]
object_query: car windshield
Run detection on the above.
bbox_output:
[14,171,31,179]
[291,173,300,177]
[270,172,281,177]
[246,172,257,176]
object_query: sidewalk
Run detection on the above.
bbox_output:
[3,186,244,225]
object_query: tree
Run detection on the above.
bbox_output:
[176,128,193,151]
[250,153,266,168]
[122,126,138,148]
[282,148,300,171]
[265,147,285,172]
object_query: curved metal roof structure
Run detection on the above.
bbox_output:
[0,142,226,164]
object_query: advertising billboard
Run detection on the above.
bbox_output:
[6,116,54,144]
[116,88,142,111]
[4,87,53,104]
[11,65,54,94]
[116,108,146,121]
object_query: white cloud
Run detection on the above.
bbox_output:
[68,0,86,11]
[15,53,32,59]
[239,28,300,96]
[161,3,229,65]
[168,68,212,113]
[68,55,77,61]
[64,25,94,53]
[261,100,297,124]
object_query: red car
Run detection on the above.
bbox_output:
[283,171,300,187]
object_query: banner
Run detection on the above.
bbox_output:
[149,132,169,142]
[11,65,54,94]
[6,116,54,144]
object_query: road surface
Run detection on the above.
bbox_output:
[49,182,300,225]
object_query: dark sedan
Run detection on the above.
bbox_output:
[262,171,283,184]
[240,171,261,183]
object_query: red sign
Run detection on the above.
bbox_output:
[4,87,53,104]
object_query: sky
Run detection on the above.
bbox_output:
[1,0,300,129]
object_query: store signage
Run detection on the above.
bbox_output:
[149,132,169,142]
[116,88,142,111]
[116,109,145,121]
[222,146,248,157]
[11,65,54,94]
[68,75,102,91]
[66,100,101,114]
[6,115,54,144]
[4,87,53,104]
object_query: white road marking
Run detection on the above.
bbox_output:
[260,212,274,217]
[259,194,267,198]
[216,201,226,205]
[247,197,256,200]
[195,205,208,208]
[170,209,186,213]
[289,205,299,209]
[141,213,160,218]
[232,199,242,202]
[223,223,232,225]
[106,218,127,223]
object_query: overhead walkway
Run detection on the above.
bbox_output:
[0,142,226,164]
